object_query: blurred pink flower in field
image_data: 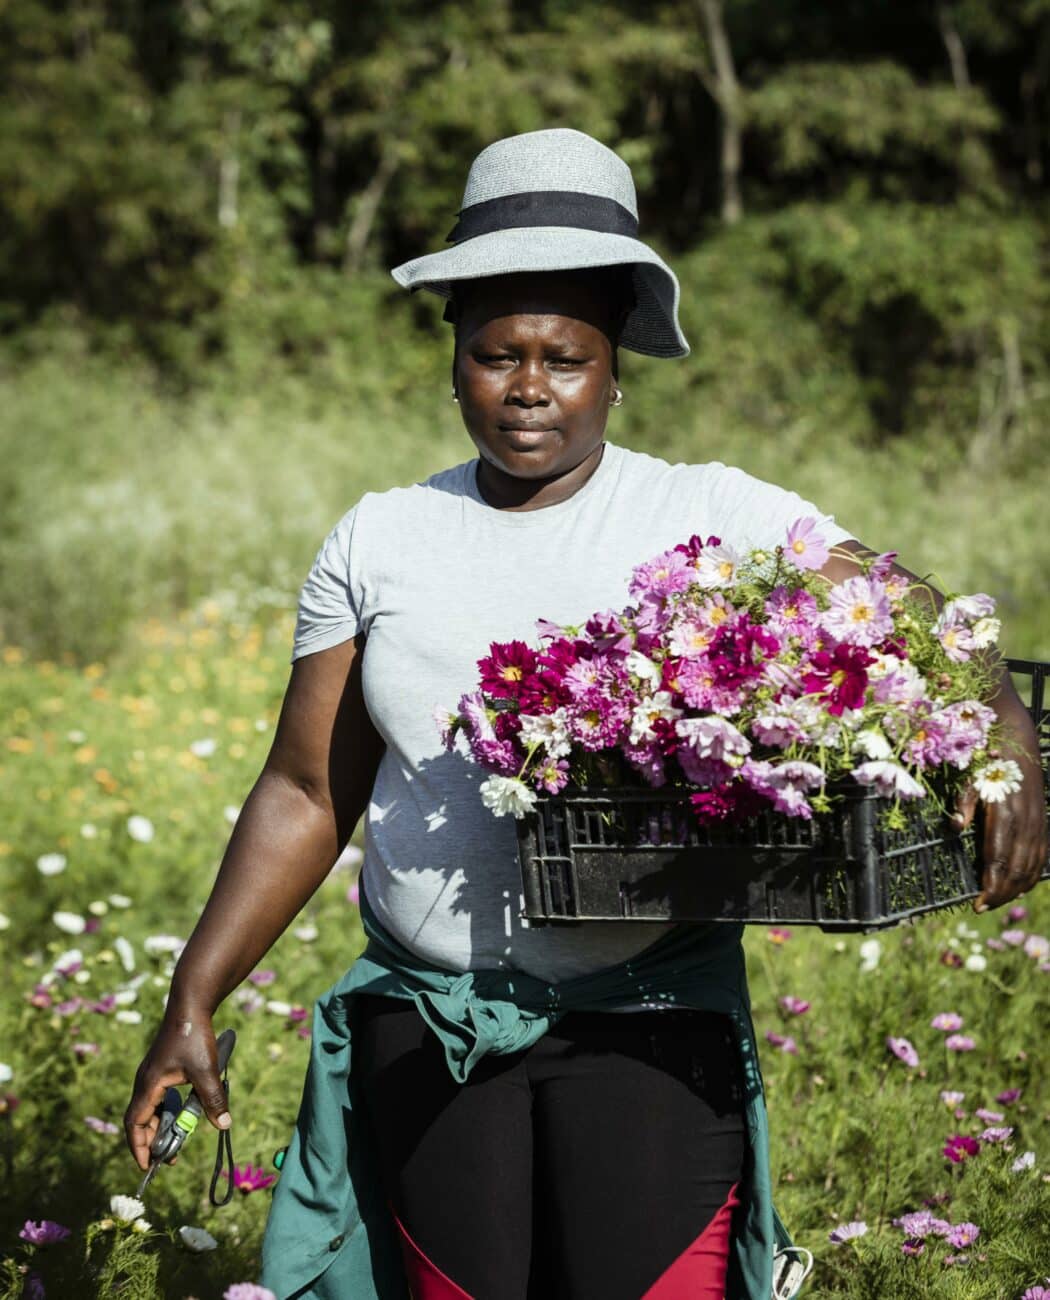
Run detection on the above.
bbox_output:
[224,1164,278,1195]
[347,882,360,905]
[1024,934,1049,960]
[996,1088,1022,1104]
[979,1125,1013,1143]
[985,937,1006,951]
[1021,1288,1049,1300]
[19,1220,71,1245]
[943,1134,980,1163]
[939,1090,965,1106]
[828,1221,867,1243]
[248,970,276,987]
[1001,930,1026,946]
[886,1036,919,1068]
[72,1043,99,1059]
[901,1238,925,1256]
[945,1034,975,1052]
[764,1031,798,1054]
[931,1012,963,1032]
[224,1285,277,1300]
[947,1223,980,1248]
[84,1116,119,1134]
[1007,905,1028,922]
[1012,1151,1036,1172]
[974,1108,1004,1123]
[779,996,810,1015]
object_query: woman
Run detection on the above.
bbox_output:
[125,129,1046,1300]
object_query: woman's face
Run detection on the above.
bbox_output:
[453,272,621,504]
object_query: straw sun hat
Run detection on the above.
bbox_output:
[390,128,689,358]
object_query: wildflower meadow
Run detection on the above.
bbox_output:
[0,595,1048,1299]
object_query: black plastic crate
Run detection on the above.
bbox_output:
[517,658,1050,932]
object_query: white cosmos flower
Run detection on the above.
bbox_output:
[944,593,996,622]
[36,853,67,876]
[178,1225,218,1252]
[859,938,882,972]
[0,912,9,931]
[517,709,571,759]
[0,1063,12,1084]
[625,651,663,690]
[293,923,318,943]
[971,616,1001,649]
[80,823,99,839]
[108,894,132,908]
[676,715,750,760]
[126,815,155,843]
[479,775,538,819]
[73,969,92,984]
[692,543,742,589]
[114,936,135,972]
[53,948,83,976]
[131,1219,152,1234]
[115,1009,142,1024]
[67,729,87,743]
[88,900,108,916]
[53,911,87,935]
[110,1194,146,1224]
[854,729,893,761]
[851,761,925,800]
[113,989,137,1006]
[964,953,988,972]
[629,692,682,746]
[265,1000,293,1017]
[972,759,1023,804]
[189,737,217,758]
[223,804,241,825]
[1012,1151,1036,1173]
[143,934,184,956]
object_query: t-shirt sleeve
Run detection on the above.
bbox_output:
[700,462,854,553]
[290,505,366,663]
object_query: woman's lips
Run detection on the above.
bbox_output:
[497,424,557,446]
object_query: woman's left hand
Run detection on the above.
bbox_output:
[951,690,1048,912]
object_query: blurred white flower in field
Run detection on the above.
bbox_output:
[254,719,268,732]
[267,1043,284,1062]
[53,911,87,935]
[955,921,980,939]
[67,729,87,743]
[223,805,241,825]
[0,1063,12,1084]
[190,738,217,758]
[859,939,881,972]
[73,969,92,985]
[178,1225,218,1252]
[1012,1151,1036,1172]
[37,853,67,876]
[1025,934,1049,961]
[126,815,155,843]
[81,823,99,839]
[88,900,108,916]
[132,1219,152,1234]
[293,924,318,943]
[110,1195,146,1224]
[964,953,988,972]
[53,949,83,976]
[108,894,132,908]
[0,912,9,931]
[114,989,137,1006]
[115,1010,142,1025]
[143,935,184,956]
[331,843,364,873]
[114,937,136,972]
[265,1000,293,1017]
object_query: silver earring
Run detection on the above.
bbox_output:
[452,390,460,403]
[611,386,623,407]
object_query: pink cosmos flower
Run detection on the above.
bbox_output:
[802,644,874,715]
[931,1012,963,1032]
[945,1034,976,1052]
[985,937,1006,951]
[779,996,810,1016]
[1024,934,1050,961]
[248,970,276,987]
[947,1223,980,1249]
[939,1091,965,1106]
[886,1036,920,1068]
[767,927,793,944]
[534,758,570,794]
[1001,929,1027,946]
[84,1116,120,1134]
[764,1031,798,1054]
[851,761,924,800]
[675,715,751,762]
[224,1287,278,1300]
[828,1221,867,1243]
[974,1109,1004,1123]
[934,613,975,663]
[628,549,694,603]
[979,1125,1013,1143]
[784,517,830,571]
[20,1220,71,1245]
[869,550,899,579]
[763,586,820,646]
[224,1163,278,1194]
[822,576,894,647]
[892,1210,949,1238]
[1007,905,1028,922]
[943,1134,980,1163]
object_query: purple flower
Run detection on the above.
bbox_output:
[19,1220,71,1245]
[784,517,830,571]
[822,576,894,647]
[629,548,694,603]
[945,1034,976,1052]
[779,996,810,1016]
[828,1220,868,1243]
[996,1088,1022,1104]
[901,1238,925,1257]
[893,1210,935,1237]
[974,1108,1004,1124]
[248,970,276,987]
[947,1223,980,1249]
[943,1134,981,1163]
[886,1036,920,1068]
[1001,929,1026,946]
[1021,1289,1049,1300]
[764,1031,798,1054]
[1008,904,1028,922]
[931,1012,963,1032]
[347,881,360,905]
[979,1125,1013,1143]
[84,1116,119,1134]
[223,1287,278,1300]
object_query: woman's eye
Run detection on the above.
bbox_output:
[478,353,513,364]
[549,358,585,368]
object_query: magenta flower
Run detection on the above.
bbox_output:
[534,758,570,794]
[943,1134,981,1163]
[828,1221,868,1243]
[20,1220,71,1245]
[764,1031,798,1054]
[901,1238,925,1257]
[946,1223,980,1249]
[784,517,830,571]
[892,1210,951,1238]
[224,1163,278,1194]
[931,1012,963,1032]
[802,644,874,715]
[779,996,810,1016]
[945,1034,976,1052]
[996,1088,1022,1104]
[1007,905,1028,922]
[767,927,793,944]
[886,1036,920,1068]
[477,640,538,701]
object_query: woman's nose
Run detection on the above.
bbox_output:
[506,361,550,407]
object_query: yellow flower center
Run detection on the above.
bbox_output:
[784,604,798,619]
[709,607,729,626]
[850,604,873,623]
[830,669,847,687]
[791,539,807,555]
[502,665,524,682]
[718,560,734,579]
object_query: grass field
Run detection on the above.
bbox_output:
[1,329,1049,1297]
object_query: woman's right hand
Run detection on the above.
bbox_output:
[124,1009,231,1172]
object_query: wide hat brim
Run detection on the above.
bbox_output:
[390,226,689,359]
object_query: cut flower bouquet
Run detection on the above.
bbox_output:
[438,520,1022,831]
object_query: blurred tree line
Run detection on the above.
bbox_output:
[2,0,1050,450]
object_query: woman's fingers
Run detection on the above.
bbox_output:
[950,783,979,832]
[124,1071,180,1171]
[974,784,1046,911]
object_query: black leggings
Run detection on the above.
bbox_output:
[354,993,747,1300]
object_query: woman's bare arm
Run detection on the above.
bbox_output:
[124,633,384,1168]
[820,541,1047,912]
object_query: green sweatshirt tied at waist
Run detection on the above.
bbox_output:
[259,886,793,1299]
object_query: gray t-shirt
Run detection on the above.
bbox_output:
[292,441,854,982]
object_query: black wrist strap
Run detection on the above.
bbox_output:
[208,1075,234,1207]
